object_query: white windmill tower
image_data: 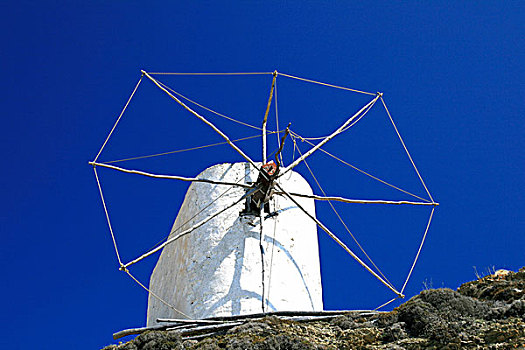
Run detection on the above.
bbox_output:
[90,70,437,331]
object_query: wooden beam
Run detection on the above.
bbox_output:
[89,162,252,189]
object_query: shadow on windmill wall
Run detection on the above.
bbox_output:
[146,162,323,326]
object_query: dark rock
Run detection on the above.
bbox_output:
[182,339,198,348]
[120,330,183,350]
[330,315,359,330]
[103,267,525,350]
[396,290,468,344]
[375,311,398,328]
[227,319,274,336]
[226,333,321,350]
[419,288,489,319]
[457,269,525,304]
[193,338,221,349]
[381,322,407,342]
[397,295,439,336]
[505,299,525,319]
[119,343,138,350]
[486,305,508,319]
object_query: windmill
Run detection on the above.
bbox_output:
[90,70,438,335]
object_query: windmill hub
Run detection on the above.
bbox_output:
[242,161,279,216]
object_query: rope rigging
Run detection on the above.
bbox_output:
[287,96,377,141]
[148,72,275,76]
[155,79,263,131]
[292,139,396,290]
[91,69,437,315]
[289,132,431,203]
[103,133,269,164]
[278,72,376,96]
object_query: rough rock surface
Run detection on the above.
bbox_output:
[104,268,525,349]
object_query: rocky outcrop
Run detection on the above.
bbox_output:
[103,268,524,349]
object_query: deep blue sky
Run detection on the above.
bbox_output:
[2,2,524,349]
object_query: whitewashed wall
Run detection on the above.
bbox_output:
[147,162,323,326]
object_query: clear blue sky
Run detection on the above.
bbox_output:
[1,2,523,349]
